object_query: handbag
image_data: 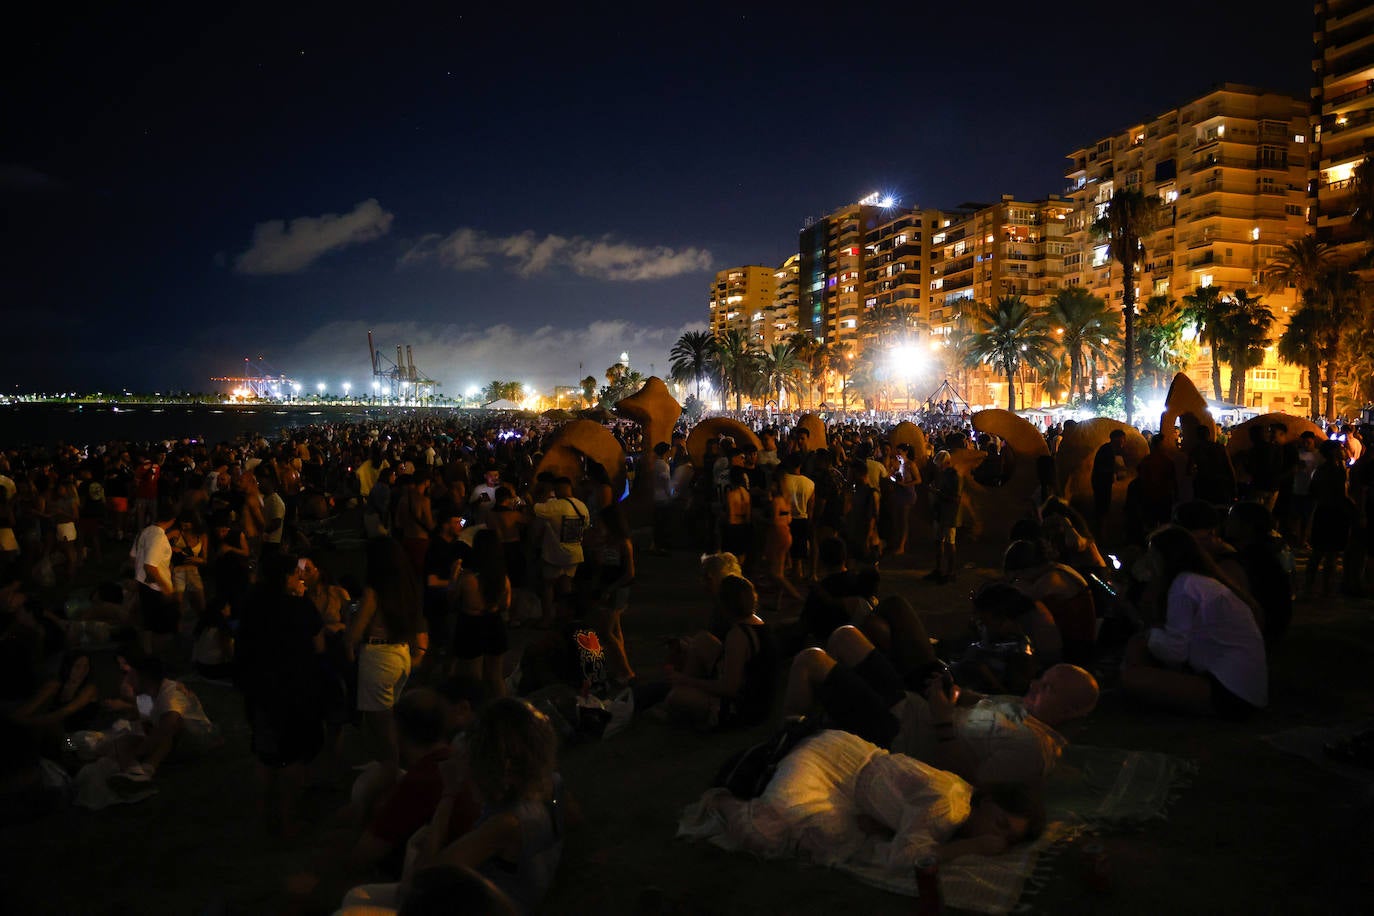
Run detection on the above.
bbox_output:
[713,715,820,799]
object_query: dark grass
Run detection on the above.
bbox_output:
[3,537,1373,916]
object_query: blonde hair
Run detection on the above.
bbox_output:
[468,698,558,804]
[699,552,743,586]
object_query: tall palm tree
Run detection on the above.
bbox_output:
[1047,286,1117,403]
[1180,285,1229,402]
[1277,305,1325,421]
[716,329,758,411]
[1314,266,1364,419]
[1266,237,1332,302]
[786,332,818,409]
[1093,188,1168,424]
[824,341,855,411]
[669,330,718,404]
[1136,294,1190,392]
[963,295,1057,411]
[1219,289,1274,405]
[756,342,804,409]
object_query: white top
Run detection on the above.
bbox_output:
[651,457,673,504]
[148,680,216,738]
[534,496,589,566]
[780,471,815,520]
[1149,571,1268,707]
[130,524,173,592]
[262,492,286,544]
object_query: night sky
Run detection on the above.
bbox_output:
[3,1,1312,396]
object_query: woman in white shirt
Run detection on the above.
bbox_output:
[1121,525,1268,716]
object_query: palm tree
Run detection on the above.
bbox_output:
[1136,294,1190,392]
[1266,237,1332,302]
[580,375,597,407]
[963,295,1057,411]
[1093,188,1168,424]
[1314,266,1364,419]
[1047,286,1117,403]
[1180,285,1229,402]
[716,329,758,411]
[826,342,856,412]
[669,330,718,404]
[786,332,818,408]
[1278,305,1325,420]
[756,342,804,409]
[1219,290,1274,405]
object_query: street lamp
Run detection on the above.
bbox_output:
[316,382,326,400]
[342,381,351,402]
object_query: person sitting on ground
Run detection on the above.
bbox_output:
[701,727,1045,871]
[1002,539,1088,665]
[1171,500,1252,608]
[105,654,221,784]
[289,688,473,908]
[698,551,743,640]
[782,625,1098,787]
[665,575,779,731]
[951,583,1042,696]
[1041,513,1108,576]
[796,536,879,650]
[1120,525,1268,717]
[419,698,567,915]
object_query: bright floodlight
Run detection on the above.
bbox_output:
[880,196,896,208]
[342,382,351,393]
[891,345,923,379]
[620,351,629,364]
[372,380,380,392]
[292,383,302,393]
[317,382,326,393]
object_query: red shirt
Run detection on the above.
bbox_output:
[369,747,462,848]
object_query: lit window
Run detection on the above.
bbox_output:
[1199,274,1213,288]
[1293,134,1305,143]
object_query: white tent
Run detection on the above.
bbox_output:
[482,398,522,410]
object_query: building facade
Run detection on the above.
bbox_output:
[1065,83,1311,412]
[708,265,778,341]
[1312,0,1374,263]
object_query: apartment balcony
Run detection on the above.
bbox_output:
[1323,107,1374,137]
[1189,155,1259,173]
[1324,79,1374,112]
[1188,252,1216,268]
[1319,135,1374,170]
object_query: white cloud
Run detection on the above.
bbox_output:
[234,198,394,275]
[284,318,708,393]
[401,227,712,281]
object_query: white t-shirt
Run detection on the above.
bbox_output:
[534,496,590,567]
[263,492,286,544]
[130,525,173,592]
[1149,571,1268,707]
[149,680,216,738]
[779,472,815,520]
[652,458,673,505]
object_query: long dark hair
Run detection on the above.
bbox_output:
[468,529,508,607]
[1147,524,1260,616]
[365,536,423,641]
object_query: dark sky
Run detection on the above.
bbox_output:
[2,1,1313,396]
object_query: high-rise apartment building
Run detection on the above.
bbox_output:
[1312,0,1374,262]
[1065,83,1311,411]
[769,255,801,345]
[798,195,915,349]
[707,265,777,341]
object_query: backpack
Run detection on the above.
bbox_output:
[713,716,820,799]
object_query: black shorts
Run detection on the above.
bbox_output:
[138,583,178,635]
[817,652,906,749]
[788,519,811,558]
[452,612,509,660]
[1208,673,1257,719]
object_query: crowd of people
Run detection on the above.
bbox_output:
[1,403,1369,912]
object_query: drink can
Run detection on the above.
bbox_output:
[914,854,944,915]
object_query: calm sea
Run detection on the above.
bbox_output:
[0,403,454,450]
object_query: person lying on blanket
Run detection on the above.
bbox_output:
[709,728,1044,869]
[783,625,1098,788]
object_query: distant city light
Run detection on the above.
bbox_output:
[342,382,351,395]
[317,382,325,394]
